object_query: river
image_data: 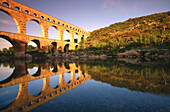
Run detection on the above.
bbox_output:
[0,59,169,112]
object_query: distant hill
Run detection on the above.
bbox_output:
[82,11,170,50]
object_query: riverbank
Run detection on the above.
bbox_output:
[0,48,169,62]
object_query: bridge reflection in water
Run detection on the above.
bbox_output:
[0,61,91,112]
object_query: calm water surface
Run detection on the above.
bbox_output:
[0,60,169,112]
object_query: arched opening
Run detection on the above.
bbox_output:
[25,10,29,14]
[81,35,84,41]
[75,70,79,80]
[64,44,69,52]
[14,6,20,11]
[64,72,71,83]
[64,63,70,70]
[3,2,9,8]
[0,64,15,82]
[57,46,62,52]
[28,79,43,96]
[48,42,57,53]
[48,26,58,40]
[74,33,78,43]
[0,9,17,33]
[75,45,78,50]
[26,20,42,37]
[0,35,14,55]
[27,64,40,76]
[50,75,59,89]
[49,63,58,73]
[0,84,19,110]
[82,72,85,77]
[63,30,70,41]
[27,40,40,52]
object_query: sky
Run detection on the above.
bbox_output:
[0,0,170,49]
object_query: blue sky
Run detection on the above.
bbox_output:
[0,0,170,49]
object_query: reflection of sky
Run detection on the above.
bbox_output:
[0,0,170,49]
[0,66,14,82]
[0,84,19,109]
[28,67,38,76]
[50,75,59,88]
[28,79,43,96]
[64,72,71,83]
[31,79,170,112]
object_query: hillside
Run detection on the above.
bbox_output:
[82,11,170,50]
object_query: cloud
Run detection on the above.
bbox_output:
[0,19,15,25]
[102,0,121,9]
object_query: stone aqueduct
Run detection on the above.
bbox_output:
[0,0,90,55]
[0,62,91,112]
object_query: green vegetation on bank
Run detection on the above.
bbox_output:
[79,60,170,94]
[81,11,170,51]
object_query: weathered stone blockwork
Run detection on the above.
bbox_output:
[0,0,90,55]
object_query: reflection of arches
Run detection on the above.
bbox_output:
[28,79,43,96]
[64,63,70,70]
[49,65,58,73]
[50,75,59,89]
[64,72,71,83]
[27,66,41,77]
[75,70,79,80]
[48,26,58,40]
[0,66,15,82]
[64,44,69,52]
[0,9,18,33]
[0,84,19,109]
[63,30,70,41]
[26,20,42,37]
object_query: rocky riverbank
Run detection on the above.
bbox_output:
[0,48,169,62]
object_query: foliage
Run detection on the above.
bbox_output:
[82,11,170,50]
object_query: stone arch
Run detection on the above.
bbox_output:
[81,35,84,41]
[75,45,78,50]
[74,33,78,43]
[48,26,59,40]
[0,9,18,33]
[57,46,62,52]
[2,2,9,7]
[49,42,57,53]
[0,35,14,46]
[26,19,42,37]
[27,39,40,52]
[64,44,69,52]
[63,30,70,41]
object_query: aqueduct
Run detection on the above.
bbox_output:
[0,0,90,55]
[0,62,91,112]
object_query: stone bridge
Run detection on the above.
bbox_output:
[0,62,91,112]
[0,0,90,55]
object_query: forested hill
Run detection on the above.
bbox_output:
[83,11,170,50]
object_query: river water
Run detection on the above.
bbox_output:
[0,59,169,112]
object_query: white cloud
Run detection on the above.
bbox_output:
[0,19,15,25]
[102,0,120,9]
